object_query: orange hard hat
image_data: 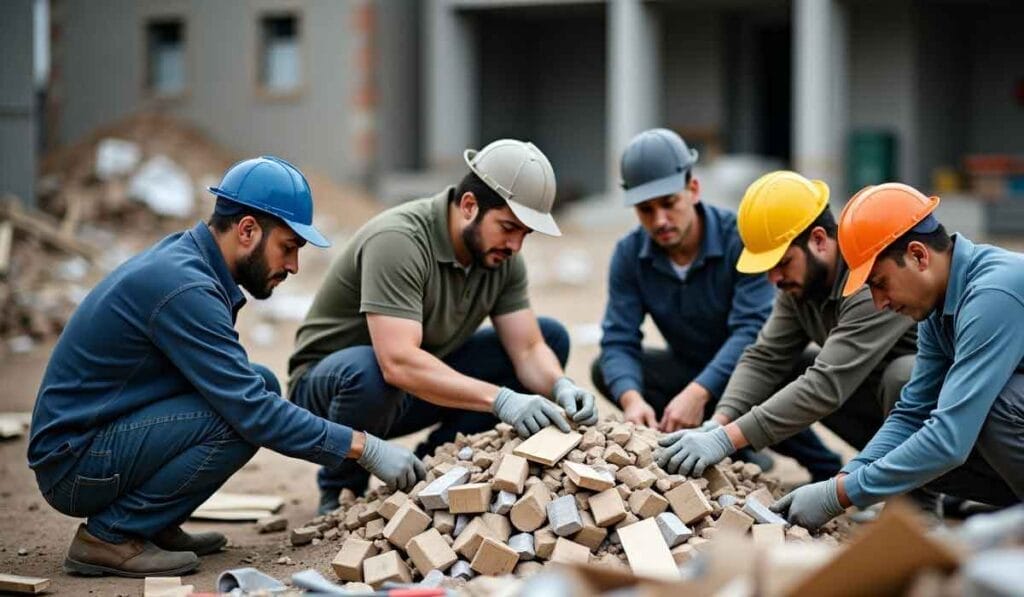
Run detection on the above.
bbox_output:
[838,183,940,297]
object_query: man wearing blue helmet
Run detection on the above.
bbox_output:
[28,156,425,578]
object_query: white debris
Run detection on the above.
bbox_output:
[95,138,142,180]
[128,155,194,218]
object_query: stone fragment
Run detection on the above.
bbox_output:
[406,528,458,575]
[378,491,408,520]
[363,518,385,541]
[418,467,471,510]
[534,527,557,559]
[458,446,474,461]
[717,506,755,535]
[491,490,517,515]
[433,510,455,535]
[470,537,519,576]
[452,517,499,560]
[563,461,615,491]
[492,454,529,494]
[616,465,657,490]
[363,551,412,588]
[547,495,584,537]
[751,523,786,546]
[509,532,536,561]
[331,538,377,582]
[603,443,635,467]
[451,560,475,580]
[702,464,735,494]
[654,512,693,547]
[628,488,669,519]
[671,543,696,565]
[290,526,318,546]
[510,483,551,532]
[665,481,714,524]
[573,510,608,551]
[743,498,789,526]
[448,483,492,514]
[590,487,628,527]
[256,515,287,534]
[579,427,605,450]
[382,502,431,550]
[548,537,591,565]
[481,512,512,541]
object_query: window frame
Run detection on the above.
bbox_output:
[253,6,307,102]
[139,11,190,102]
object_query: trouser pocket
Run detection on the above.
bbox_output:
[71,473,121,517]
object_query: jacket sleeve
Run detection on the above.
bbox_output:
[149,284,353,467]
[693,270,774,398]
[598,239,647,403]
[843,289,1024,507]
[733,289,917,450]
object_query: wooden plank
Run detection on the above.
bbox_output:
[512,427,582,467]
[0,195,99,260]
[198,492,284,513]
[0,574,51,594]
[190,508,274,521]
[617,517,681,582]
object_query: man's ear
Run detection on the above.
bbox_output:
[459,192,479,222]
[907,241,929,271]
[236,215,262,250]
[809,226,829,254]
[688,177,700,200]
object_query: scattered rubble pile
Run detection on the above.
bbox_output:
[289,420,851,592]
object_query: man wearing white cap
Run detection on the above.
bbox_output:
[289,140,598,512]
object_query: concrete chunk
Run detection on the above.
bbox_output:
[491,490,517,515]
[743,497,789,526]
[458,446,473,461]
[546,495,584,537]
[654,512,692,547]
[418,467,471,510]
[451,560,475,580]
[508,532,536,561]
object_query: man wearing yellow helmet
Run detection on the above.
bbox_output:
[656,171,918,484]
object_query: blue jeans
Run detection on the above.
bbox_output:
[291,317,570,493]
[40,364,277,543]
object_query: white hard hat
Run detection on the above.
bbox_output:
[463,139,560,236]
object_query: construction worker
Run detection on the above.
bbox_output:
[592,131,840,479]
[657,171,918,483]
[288,139,598,514]
[772,183,1024,530]
[28,157,425,578]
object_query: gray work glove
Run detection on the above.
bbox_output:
[770,477,845,530]
[656,426,735,476]
[493,387,571,438]
[357,433,426,492]
[552,377,599,425]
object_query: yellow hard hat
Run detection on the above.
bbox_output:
[736,171,830,273]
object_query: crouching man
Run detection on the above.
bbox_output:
[28,157,424,578]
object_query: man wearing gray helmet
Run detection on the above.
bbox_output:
[289,139,598,513]
[591,129,841,479]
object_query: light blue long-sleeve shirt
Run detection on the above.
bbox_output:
[842,235,1024,506]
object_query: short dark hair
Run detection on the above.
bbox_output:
[791,207,837,248]
[451,171,508,216]
[207,200,282,235]
[876,224,952,266]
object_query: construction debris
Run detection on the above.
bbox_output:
[190,491,284,521]
[0,574,50,595]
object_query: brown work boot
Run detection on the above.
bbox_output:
[64,524,199,578]
[152,525,227,556]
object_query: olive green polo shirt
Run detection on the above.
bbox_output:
[287,187,531,393]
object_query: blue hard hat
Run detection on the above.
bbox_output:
[620,128,699,207]
[208,156,330,248]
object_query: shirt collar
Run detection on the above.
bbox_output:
[638,202,724,265]
[431,187,458,265]
[942,234,973,316]
[187,221,246,312]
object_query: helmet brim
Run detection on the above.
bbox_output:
[736,242,790,274]
[506,198,561,237]
[623,172,688,207]
[842,258,874,297]
[284,219,332,248]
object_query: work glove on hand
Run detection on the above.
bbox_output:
[493,387,571,438]
[656,426,735,476]
[770,477,845,530]
[357,433,426,492]
[552,377,599,425]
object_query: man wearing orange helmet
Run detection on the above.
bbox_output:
[657,171,918,483]
[771,183,1023,529]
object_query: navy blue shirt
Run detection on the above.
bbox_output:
[598,202,775,402]
[29,222,353,492]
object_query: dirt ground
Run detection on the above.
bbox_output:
[0,195,846,595]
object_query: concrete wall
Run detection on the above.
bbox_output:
[56,0,363,182]
[0,0,37,204]
[375,0,422,174]
[660,8,725,148]
[964,4,1024,155]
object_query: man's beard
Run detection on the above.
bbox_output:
[462,217,511,270]
[237,235,285,299]
[799,249,831,303]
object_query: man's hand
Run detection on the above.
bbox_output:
[659,382,712,432]
[356,433,426,491]
[620,391,657,428]
[656,426,735,476]
[552,377,599,425]
[770,477,845,530]
[493,387,572,438]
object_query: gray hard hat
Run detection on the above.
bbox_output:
[620,128,699,206]
[464,139,561,236]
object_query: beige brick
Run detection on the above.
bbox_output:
[665,481,713,524]
[378,491,408,520]
[608,423,631,446]
[628,488,669,519]
[510,484,551,532]
[482,512,511,541]
[534,527,557,559]
[572,510,608,551]
[590,487,628,527]
[362,551,412,588]
[548,537,591,565]
[746,487,774,508]
[452,517,499,560]
[702,464,735,494]
[717,506,754,536]
[615,465,657,490]
[406,528,458,575]
[618,518,679,581]
[470,537,520,576]
[448,483,492,514]
[382,502,431,550]
[331,538,377,582]
[751,523,785,546]
[363,518,385,541]
[562,461,615,491]
[603,443,635,467]
[513,427,583,466]
[671,543,695,565]
[492,454,529,494]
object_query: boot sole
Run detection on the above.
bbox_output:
[64,556,199,578]
[153,535,228,557]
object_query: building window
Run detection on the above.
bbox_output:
[259,13,301,94]
[145,18,186,96]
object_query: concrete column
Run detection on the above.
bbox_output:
[424,0,477,171]
[0,0,37,205]
[607,0,661,196]
[793,0,847,196]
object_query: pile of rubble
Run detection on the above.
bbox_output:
[287,420,851,592]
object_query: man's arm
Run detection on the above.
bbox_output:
[843,289,1024,507]
[150,285,354,467]
[491,308,563,396]
[366,314,499,411]
[724,289,916,450]
[597,239,648,404]
[713,294,809,425]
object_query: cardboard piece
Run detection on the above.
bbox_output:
[513,427,583,466]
